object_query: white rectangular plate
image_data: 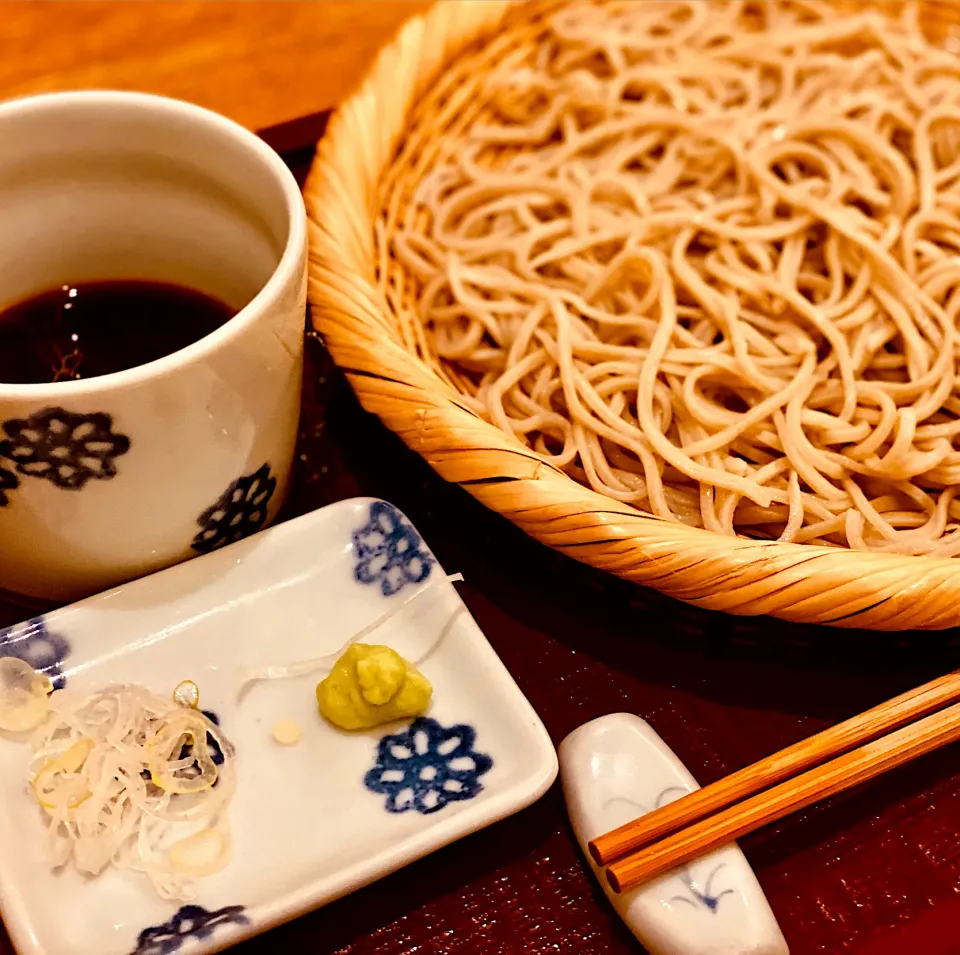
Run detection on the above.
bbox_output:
[0,498,557,955]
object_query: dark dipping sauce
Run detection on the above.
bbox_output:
[0,280,235,384]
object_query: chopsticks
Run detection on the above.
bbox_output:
[589,670,960,894]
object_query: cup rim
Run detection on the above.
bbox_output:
[0,89,307,398]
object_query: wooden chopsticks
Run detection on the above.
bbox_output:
[589,670,960,894]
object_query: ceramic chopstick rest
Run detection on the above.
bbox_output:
[559,713,789,955]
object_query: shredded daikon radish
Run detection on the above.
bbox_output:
[235,571,464,697]
[0,657,52,732]
[28,683,235,901]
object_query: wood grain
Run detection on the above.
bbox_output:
[0,1,431,131]
[607,698,960,893]
[590,669,960,865]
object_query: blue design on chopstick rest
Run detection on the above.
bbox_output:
[130,904,249,955]
[0,407,130,490]
[191,463,276,553]
[652,785,733,913]
[352,501,434,596]
[669,863,734,914]
[0,618,70,689]
[606,786,733,914]
[365,716,493,814]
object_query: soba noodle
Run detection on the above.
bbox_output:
[385,0,960,555]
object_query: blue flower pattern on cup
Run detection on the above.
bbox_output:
[0,461,18,506]
[0,618,70,689]
[1,407,130,490]
[129,904,249,955]
[191,463,276,553]
[352,501,434,596]
[365,716,493,814]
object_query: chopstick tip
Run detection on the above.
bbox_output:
[605,867,623,894]
[587,839,604,865]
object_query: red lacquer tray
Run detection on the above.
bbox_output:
[2,113,960,955]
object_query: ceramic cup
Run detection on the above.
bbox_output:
[0,91,307,603]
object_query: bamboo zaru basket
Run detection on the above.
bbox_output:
[305,1,960,630]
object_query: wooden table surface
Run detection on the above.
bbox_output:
[0,1,430,131]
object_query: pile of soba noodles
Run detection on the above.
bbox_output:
[386,0,960,555]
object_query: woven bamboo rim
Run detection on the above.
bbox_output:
[306,0,960,631]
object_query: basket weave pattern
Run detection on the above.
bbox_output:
[306,0,960,630]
